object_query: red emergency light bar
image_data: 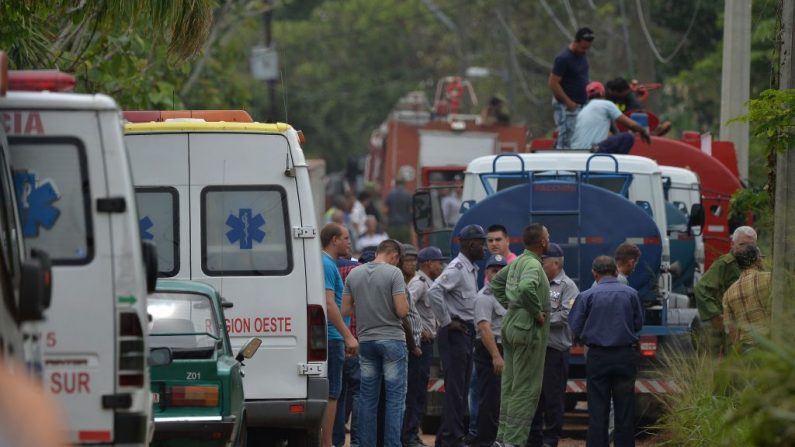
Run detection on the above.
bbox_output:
[7,70,76,92]
[123,110,253,123]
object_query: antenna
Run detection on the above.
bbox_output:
[280,68,288,123]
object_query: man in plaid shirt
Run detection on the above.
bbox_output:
[722,244,771,352]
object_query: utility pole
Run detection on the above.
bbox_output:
[771,0,794,339]
[263,1,277,122]
[719,0,752,181]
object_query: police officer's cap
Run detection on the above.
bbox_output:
[485,254,507,268]
[402,244,418,258]
[543,242,565,259]
[417,246,444,263]
[358,246,377,263]
[458,224,487,240]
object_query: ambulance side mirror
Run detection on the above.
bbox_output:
[236,337,262,362]
[142,241,158,294]
[18,249,52,322]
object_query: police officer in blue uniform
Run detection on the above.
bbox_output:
[429,224,487,447]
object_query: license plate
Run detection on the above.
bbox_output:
[152,392,160,403]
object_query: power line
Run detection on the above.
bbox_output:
[635,0,700,64]
[563,0,579,31]
[494,10,549,68]
[539,0,574,39]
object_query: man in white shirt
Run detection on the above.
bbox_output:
[569,81,651,154]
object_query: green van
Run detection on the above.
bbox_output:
[148,280,261,446]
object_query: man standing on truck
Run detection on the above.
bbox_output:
[489,223,551,447]
[473,254,508,447]
[569,81,651,154]
[529,243,579,447]
[342,240,409,447]
[569,256,643,447]
[321,223,359,447]
[549,27,594,149]
[694,226,757,356]
[429,225,487,446]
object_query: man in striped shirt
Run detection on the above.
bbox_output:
[722,244,771,352]
[401,244,426,446]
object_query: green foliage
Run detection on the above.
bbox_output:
[729,188,771,220]
[730,88,795,154]
[657,336,795,446]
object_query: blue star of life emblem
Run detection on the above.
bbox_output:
[139,216,155,240]
[225,208,266,249]
[14,170,61,237]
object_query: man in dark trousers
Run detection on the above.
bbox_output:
[569,256,643,447]
[473,254,508,447]
[429,225,487,446]
[529,243,579,447]
[549,27,595,149]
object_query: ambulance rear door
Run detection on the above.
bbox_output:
[6,108,116,443]
[188,131,309,401]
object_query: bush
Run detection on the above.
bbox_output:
[656,337,795,446]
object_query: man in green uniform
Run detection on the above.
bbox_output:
[694,226,757,356]
[489,223,551,447]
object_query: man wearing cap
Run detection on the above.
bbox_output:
[400,244,427,447]
[569,80,651,154]
[473,255,508,447]
[404,246,445,446]
[549,27,594,149]
[429,225,487,446]
[569,256,643,447]
[489,223,551,447]
[528,243,579,447]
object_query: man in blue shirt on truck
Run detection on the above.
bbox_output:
[569,255,643,447]
[549,27,594,149]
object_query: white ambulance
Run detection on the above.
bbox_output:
[124,112,328,445]
[1,68,157,445]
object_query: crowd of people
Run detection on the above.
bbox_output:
[318,217,667,447]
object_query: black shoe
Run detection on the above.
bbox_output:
[461,433,477,445]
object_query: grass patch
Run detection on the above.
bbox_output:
[655,337,795,446]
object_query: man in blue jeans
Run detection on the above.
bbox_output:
[342,240,409,447]
[321,223,359,447]
[549,27,594,149]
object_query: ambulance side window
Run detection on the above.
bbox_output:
[135,187,179,276]
[9,137,92,264]
[201,186,292,276]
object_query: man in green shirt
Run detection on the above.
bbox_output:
[694,226,757,356]
[490,223,551,447]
